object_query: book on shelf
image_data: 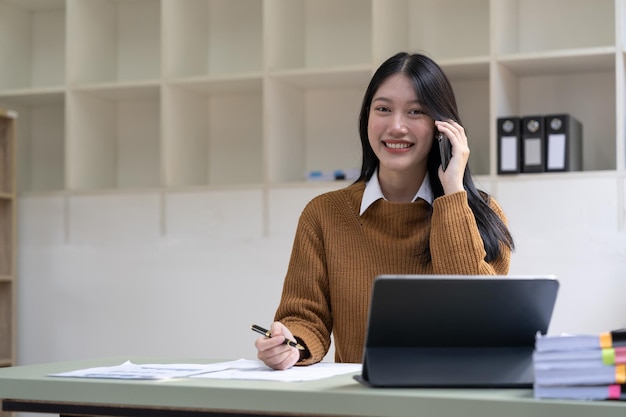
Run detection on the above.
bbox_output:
[534,383,626,401]
[535,329,626,352]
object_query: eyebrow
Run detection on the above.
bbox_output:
[371,96,421,105]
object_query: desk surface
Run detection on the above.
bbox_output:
[1,357,625,417]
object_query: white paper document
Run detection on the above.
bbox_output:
[48,359,362,382]
[49,360,247,380]
[191,360,362,382]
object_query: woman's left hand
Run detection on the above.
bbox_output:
[435,119,469,195]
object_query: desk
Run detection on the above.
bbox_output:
[0,357,625,417]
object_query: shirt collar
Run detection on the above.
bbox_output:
[359,168,433,216]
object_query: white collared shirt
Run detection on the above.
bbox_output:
[359,168,434,216]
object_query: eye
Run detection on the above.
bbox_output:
[408,108,426,116]
[373,105,391,113]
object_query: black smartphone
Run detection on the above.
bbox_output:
[437,131,452,171]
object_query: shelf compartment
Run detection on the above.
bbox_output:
[68,0,161,85]
[437,60,490,175]
[0,199,12,276]
[493,62,616,172]
[1,92,65,193]
[163,78,263,187]
[448,75,490,176]
[0,0,66,90]
[0,281,12,363]
[0,111,16,194]
[438,58,490,80]
[493,0,615,55]
[496,47,616,76]
[163,0,263,78]
[266,69,371,183]
[373,0,490,62]
[67,85,161,190]
[265,0,372,72]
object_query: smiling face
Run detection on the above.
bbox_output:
[367,73,435,182]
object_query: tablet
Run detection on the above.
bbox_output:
[357,275,559,388]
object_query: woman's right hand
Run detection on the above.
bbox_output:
[435,119,469,195]
[255,321,300,370]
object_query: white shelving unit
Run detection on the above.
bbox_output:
[0,0,624,194]
[0,108,17,370]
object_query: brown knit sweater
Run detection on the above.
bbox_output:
[274,181,511,365]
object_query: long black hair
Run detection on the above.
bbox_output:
[356,52,514,261]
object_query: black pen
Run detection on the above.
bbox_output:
[251,324,305,350]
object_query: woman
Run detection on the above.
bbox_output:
[255,52,515,370]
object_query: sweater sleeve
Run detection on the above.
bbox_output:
[273,199,332,365]
[430,191,511,275]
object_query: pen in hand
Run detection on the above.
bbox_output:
[251,324,305,350]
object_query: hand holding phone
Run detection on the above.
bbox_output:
[437,131,452,171]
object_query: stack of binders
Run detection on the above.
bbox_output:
[533,329,626,400]
[497,114,582,174]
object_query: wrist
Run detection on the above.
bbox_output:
[443,183,464,195]
[295,337,311,361]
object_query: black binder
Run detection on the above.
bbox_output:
[521,115,545,173]
[357,275,559,388]
[497,117,521,174]
[544,114,582,172]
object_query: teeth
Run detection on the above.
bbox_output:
[385,142,411,149]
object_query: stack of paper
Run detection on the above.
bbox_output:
[533,329,626,400]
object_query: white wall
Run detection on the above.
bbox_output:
[16,185,341,364]
[492,174,626,333]
[16,175,626,365]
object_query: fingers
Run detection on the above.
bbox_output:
[435,119,468,150]
[255,322,300,370]
[257,343,300,370]
[435,119,469,194]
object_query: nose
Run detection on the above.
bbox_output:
[388,113,408,136]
